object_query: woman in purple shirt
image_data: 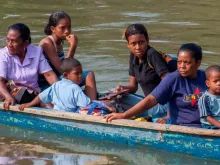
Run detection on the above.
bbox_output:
[0,23,58,110]
[106,43,207,127]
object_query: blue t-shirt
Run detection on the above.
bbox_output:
[198,91,220,128]
[151,70,207,127]
[39,78,91,112]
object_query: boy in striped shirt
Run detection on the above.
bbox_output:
[198,65,220,128]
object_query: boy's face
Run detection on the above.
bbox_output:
[206,71,220,95]
[66,65,82,84]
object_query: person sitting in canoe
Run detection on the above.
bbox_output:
[106,43,207,128]
[38,11,97,100]
[0,23,58,110]
[198,65,220,129]
[19,58,91,112]
[114,24,171,123]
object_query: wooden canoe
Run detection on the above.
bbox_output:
[0,94,219,161]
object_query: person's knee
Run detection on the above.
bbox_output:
[86,71,96,84]
[87,71,95,79]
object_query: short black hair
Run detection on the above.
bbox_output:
[178,43,202,62]
[8,23,31,43]
[60,58,81,74]
[206,65,220,79]
[124,24,149,42]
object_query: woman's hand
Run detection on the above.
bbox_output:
[66,34,78,58]
[114,85,124,93]
[104,112,125,122]
[66,34,78,48]
[3,96,15,110]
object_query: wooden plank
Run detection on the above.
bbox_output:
[0,103,219,137]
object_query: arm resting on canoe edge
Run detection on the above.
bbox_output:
[105,94,158,122]
[43,70,59,85]
[19,96,41,111]
[206,116,220,127]
[0,77,15,109]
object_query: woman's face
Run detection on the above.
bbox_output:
[6,30,28,56]
[51,17,71,40]
[127,34,148,59]
[177,51,201,78]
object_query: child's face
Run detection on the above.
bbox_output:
[51,17,71,40]
[206,71,220,95]
[66,65,82,84]
[127,34,148,59]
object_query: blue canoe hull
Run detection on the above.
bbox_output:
[0,94,219,161]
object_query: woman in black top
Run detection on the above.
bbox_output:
[115,24,169,96]
[115,24,170,123]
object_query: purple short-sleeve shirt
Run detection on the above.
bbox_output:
[0,44,52,90]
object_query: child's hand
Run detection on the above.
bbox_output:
[156,118,167,124]
[66,34,78,47]
[19,103,30,111]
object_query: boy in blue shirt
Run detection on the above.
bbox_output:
[198,65,220,128]
[19,58,91,112]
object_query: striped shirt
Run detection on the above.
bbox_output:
[198,91,220,128]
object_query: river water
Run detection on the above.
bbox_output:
[0,0,219,164]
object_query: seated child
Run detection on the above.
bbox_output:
[198,65,220,129]
[19,58,91,112]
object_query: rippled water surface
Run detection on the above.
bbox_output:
[0,0,220,164]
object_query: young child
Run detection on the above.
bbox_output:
[19,58,91,112]
[38,11,97,100]
[198,65,220,128]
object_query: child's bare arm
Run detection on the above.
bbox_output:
[206,116,220,127]
[19,96,41,111]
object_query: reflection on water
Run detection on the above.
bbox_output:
[0,124,219,165]
[0,137,118,165]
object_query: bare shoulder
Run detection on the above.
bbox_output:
[39,37,53,46]
[39,37,56,58]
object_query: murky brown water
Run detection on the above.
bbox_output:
[0,0,220,164]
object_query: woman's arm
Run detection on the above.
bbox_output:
[40,39,63,74]
[114,76,138,93]
[0,77,15,109]
[43,71,58,85]
[105,94,158,122]
[149,51,169,79]
[160,72,168,79]
[65,34,78,58]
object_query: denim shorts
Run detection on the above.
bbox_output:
[137,103,168,123]
[79,70,90,87]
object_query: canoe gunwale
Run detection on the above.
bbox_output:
[0,103,219,137]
